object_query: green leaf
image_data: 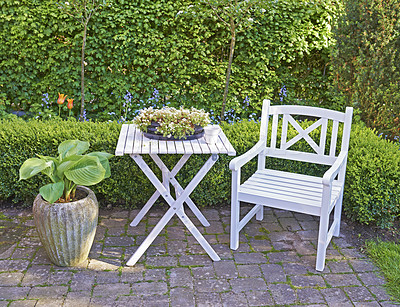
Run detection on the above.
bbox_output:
[87,152,113,178]
[58,140,90,159]
[64,155,106,186]
[39,181,64,204]
[19,158,50,180]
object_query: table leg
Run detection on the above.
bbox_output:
[127,154,220,266]
[150,154,211,227]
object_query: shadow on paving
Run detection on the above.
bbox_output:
[0,205,398,306]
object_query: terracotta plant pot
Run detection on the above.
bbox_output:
[33,186,98,266]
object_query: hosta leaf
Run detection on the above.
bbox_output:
[39,181,64,204]
[19,158,51,180]
[64,156,106,186]
[58,140,90,159]
[87,152,113,178]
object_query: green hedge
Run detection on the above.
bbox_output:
[1,118,399,228]
[0,0,341,120]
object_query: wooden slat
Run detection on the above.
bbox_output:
[270,105,346,121]
[280,114,289,149]
[115,124,129,156]
[265,148,336,166]
[218,129,236,156]
[270,114,279,149]
[132,127,143,154]
[330,120,339,157]
[182,141,193,154]
[198,137,211,154]
[150,139,158,154]
[124,124,136,154]
[175,141,185,154]
[166,140,176,154]
[158,141,168,154]
[319,118,328,155]
[141,135,151,154]
[190,139,202,154]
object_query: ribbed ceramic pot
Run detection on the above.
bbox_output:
[33,186,98,267]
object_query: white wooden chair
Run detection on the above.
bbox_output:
[229,99,353,271]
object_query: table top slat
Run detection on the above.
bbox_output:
[116,125,235,156]
[115,124,129,156]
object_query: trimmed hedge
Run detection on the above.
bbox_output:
[0,0,341,120]
[1,118,399,228]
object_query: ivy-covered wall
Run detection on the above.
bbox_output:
[0,0,341,121]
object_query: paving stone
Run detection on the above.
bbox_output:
[327,260,353,273]
[144,268,166,281]
[89,296,117,306]
[368,285,394,302]
[268,251,301,263]
[104,236,134,247]
[21,265,52,286]
[70,271,96,291]
[278,217,302,231]
[29,286,68,299]
[321,287,352,306]
[233,252,267,264]
[131,281,168,295]
[237,264,262,278]
[170,287,195,306]
[100,218,127,228]
[0,286,30,300]
[245,290,274,306]
[146,244,167,256]
[120,266,145,283]
[213,260,237,278]
[291,274,326,287]
[8,300,37,307]
[35,298,65,307]
[92,283,131,297]
[169,267,193,288]
[230,277,267,293]
[380,301,400,307]
[210,243,233,259]
[268,231,297,242]
[48,270,73,285]
[293,240,317,255]
[248,238,273,252]
[283,263,312,275]
[194,278,230,293]
[324,273,362,287]
[31,248,51,265]
[220,292,248,306]
[146,255,178,267]
[101,246,124,259]
[297,230,319,241]
[297,288,325,304]
[0,272,24,286]
[11,247,37,259]
[114,295,143,307]
[0,244,16,259]
[191,266,216,279]
[195,292,222,307]
[344,286,376,302]
[269,283,297,305]
[140,294,169,307]
[64,290,91,307]
[0,260,30,271]
[87,259,119,271]
[260,263,286,283]
[349,259,378,272]
[179,255,212,266]
[341,248,365,259]
[272,241,293,251]
[358,272,386,286]
[96,270,120,284]
[353,301,381,307]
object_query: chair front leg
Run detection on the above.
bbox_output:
[230,169,241,250]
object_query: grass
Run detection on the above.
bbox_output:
[365,240,400,302]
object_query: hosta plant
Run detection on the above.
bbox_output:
[19,140,113,204]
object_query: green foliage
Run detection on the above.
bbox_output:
[2,117,400,228]
[331,0,400,139]
[19,140,113,203]
[0,0,340,121]
[365,240,400,302]
[344,124,400,228]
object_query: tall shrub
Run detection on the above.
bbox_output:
[332,0,400,139]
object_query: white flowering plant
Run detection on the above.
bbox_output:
[134,107,211,139]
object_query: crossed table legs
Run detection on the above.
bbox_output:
[126,153,221,266]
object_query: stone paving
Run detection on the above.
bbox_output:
[0,205,398,306]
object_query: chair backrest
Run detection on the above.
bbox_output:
[259,100,353,166]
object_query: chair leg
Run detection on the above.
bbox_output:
[256,204,264,221]
[333,193,344,237]
[230,199,240,250]
[316,214,329,271]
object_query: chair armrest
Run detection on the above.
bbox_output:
[322,152,348,186]
[229,141,265,171]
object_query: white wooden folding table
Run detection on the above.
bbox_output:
[115,124,236,266]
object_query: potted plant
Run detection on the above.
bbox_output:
[134,106,211,140]
[19,140,113,266]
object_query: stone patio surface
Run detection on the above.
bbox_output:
[0,205,397,306]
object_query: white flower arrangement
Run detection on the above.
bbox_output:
[134,106,211,139]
